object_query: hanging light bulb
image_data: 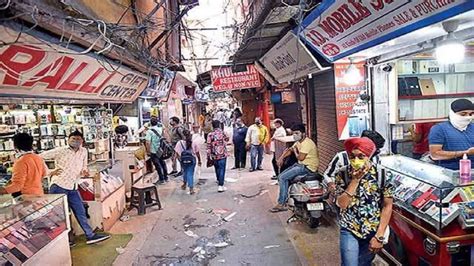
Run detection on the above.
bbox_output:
[344,58,363,85]
[436,20,465,65]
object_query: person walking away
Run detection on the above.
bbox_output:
[336,137,393,266]
[207,120,229,192]
[245,117,269,172]
[0,133,47,196]
[232,118,248,170]
[271,119,286,180]
[198,112,206,134]
[203,113,213,142]
[429,98,474,170]
[270,124,319,212]
[169,117,185,176]
[409,122,435,159]
[41,130,110,244]
[174,130,202,195]
[145,117,169,184]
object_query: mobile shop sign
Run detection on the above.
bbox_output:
[141,69,176,101]
[298,0,474,62]
[260,32,327,84]
[211,64,262,92]
[0,25,148,103]
[334,62,369,140]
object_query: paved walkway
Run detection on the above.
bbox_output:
[111,147,341,266]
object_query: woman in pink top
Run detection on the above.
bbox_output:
[175,130,202,195]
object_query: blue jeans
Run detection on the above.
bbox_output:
[150,153,168,181]
[277,163,312,204]
[250,144,264,170]
[340,228,375,266]
[49,184,94,239]
[214,158,227,186]
[183,159,196,188]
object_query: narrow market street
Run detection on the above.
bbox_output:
[111,146,340,266]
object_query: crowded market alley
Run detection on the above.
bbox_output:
[2,0,474,266]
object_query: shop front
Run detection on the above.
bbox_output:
[0,22,150,265]
[298,0,474,264]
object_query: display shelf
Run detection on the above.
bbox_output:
[399,92,474,100]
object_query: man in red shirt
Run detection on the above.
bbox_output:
[410,122,435,159]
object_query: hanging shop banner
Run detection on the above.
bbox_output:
[260,32,327,84]
[141,69,176,101]
[0,25,148,103]
[211,64,262,92]
[298,0,474,62]
[335,62,369,140]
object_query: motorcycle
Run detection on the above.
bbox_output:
[287,173,329,228]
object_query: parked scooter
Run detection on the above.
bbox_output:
[287,173,328,228]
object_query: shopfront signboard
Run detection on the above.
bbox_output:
[260,32,327,84]
[334,62,369,140]
[211,64,262,92]
[298,0,474,62]
[141,69,176,102]
[0,25,148,103]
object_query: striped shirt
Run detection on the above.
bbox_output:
[323,151,380,184]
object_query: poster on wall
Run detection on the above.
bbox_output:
[0,25,148,103]
[297,0,474,62]
[141,69,176,102]
[211,64,262,92]
[335,62,369,140]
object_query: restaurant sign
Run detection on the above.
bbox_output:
[211,64,262,92]
[298,0,474,62]
[0,25,148,103]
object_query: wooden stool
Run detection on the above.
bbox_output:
[129,184,162,215]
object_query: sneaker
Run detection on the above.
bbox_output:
[169,170,178,175]
[269,204,288,213]
[190,188,195,195]
[218,186,226,193]
[249,169,255,172]
[257,167,264,171]
[157,180,166,185]
[86,233,111,245]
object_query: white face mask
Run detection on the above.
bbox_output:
[449,110,473,131]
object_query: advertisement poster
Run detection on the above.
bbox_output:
[298,0,474,62]
[141,69,176,102]
[211,64,262,92]
[334,62,369,140]
[0,25,148,103]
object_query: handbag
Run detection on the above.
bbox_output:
[206,156,214,168]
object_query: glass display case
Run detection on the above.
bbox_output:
[0,194,69,265]
[379,155,474,266]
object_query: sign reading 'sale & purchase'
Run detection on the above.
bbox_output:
[0,25,148,103]
[298,0,474,62]
[211,65,262,92]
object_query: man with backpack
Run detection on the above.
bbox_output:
[146,117,169,184]
[169,117,186,177]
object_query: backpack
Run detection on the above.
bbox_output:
[180,141,195,166]
[150,128,174,160]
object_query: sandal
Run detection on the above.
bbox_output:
[269,204,288,213]
[181,183,187,190]
[190,188,195,195]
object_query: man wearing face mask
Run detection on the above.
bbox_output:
[232,118,248,170]
[245,117,269,172]
[429,99,474,170]
[270,124,319,212]
[41,130,110,245]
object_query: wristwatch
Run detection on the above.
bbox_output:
[375,235,385,243]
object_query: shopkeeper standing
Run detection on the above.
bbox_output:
[41,130,110,245]
[429,99,474,170]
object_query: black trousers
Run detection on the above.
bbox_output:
[272,153,279,176]
[150,153,168,181]
[234,142,247,168]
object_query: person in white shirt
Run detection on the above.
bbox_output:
[42,130,110,245]
[245,117,269,172]
[271,119,286,180]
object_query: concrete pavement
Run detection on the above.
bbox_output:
[110,150,341,266]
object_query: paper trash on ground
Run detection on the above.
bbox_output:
[184,230,199,238]
[264,245,281,249]
[223,212,237,222]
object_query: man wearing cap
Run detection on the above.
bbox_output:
[429,99,474,170]
[336,137,394,266]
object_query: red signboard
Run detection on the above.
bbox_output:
[334,62,369,140]
[211,65,262,92]
[0,25,148,103]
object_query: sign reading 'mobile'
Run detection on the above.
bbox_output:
[297,0,474,62]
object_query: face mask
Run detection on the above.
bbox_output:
[255,121,261,125]
[69,140,82,148]
[293,133,302,141]
[350,158,367,170]
[449,110,473,131]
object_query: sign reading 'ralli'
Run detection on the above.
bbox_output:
[260,32,327,84]
[0,25,148,103]
[298,0,474,62]
[211,65,262,92]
